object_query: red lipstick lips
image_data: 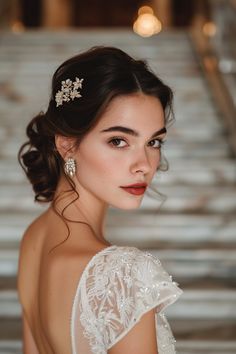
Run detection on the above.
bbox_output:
[120,183,147,196]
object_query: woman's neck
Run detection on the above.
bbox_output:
[53,176,109,242]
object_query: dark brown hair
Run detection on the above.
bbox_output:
[18,46,174,206]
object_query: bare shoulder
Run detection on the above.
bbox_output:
[19,210,48,252]
[52,237,113,274]
[41,231,113,318]
[40,215,112,281]
[17,211,48,298]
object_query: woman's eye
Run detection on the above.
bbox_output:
[108,138,127,148]
[149,139,165,149]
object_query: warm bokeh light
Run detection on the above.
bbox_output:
[133,13,162,37]
[138,5,154,16]
[11,21,25,34]
[202,22,217,37]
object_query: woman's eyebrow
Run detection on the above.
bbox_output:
[100,126,166,138]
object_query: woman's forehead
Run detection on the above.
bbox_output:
[98,93,164,126]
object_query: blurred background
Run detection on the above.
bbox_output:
[0,0,236,353]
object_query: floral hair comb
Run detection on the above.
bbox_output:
[55,77,84,107]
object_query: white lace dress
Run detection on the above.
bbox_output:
[70,245,183,354]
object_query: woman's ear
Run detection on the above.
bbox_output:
[55,135,77,160]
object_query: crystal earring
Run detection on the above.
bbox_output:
[64,158,76,177]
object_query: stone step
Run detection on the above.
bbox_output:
[177,341,236,354]
[0,31,193,54]
[173,318,236,341]
[167,125,226,141]
[142,185,236,213]
[108,227,236,252]
[0,28,191,40]
[1,50,193,62]
[0,52,198,69]
[153,168,236,186]
[0,341,22,354]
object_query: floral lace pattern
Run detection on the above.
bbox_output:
[71,246,183,354]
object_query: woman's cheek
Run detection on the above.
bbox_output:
[88,149,116,175]
[100,145,126,164]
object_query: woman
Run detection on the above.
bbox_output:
[18,46,183,354]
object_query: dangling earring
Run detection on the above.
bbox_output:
[64,158,76,177]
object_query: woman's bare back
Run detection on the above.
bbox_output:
[18,207,110,354]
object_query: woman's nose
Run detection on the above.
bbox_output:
[130,149,152,175]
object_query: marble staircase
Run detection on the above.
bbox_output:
[0,29,236,354]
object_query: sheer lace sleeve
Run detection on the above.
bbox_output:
[71,245,183,354]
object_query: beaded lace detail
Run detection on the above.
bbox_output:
[71,245,183,354]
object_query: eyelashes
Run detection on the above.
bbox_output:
[108,138,127,148]
[148,139,166,149]
[108,137,166,149]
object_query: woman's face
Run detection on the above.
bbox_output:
[74,93,166,210]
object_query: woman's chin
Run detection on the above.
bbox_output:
[110,199,143,210]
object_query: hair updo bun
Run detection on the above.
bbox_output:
[18,111,62,202]
[18,46,174,203]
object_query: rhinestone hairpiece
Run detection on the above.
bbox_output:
[55,77,84,107]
